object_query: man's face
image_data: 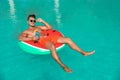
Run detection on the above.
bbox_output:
[28,17,36,27]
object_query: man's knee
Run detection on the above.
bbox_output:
[65,38,72,43]
[46,41,54,50]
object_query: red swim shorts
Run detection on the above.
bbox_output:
[38,29,63,48]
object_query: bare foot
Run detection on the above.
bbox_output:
[63,66,72,73]
[83,50,95,56]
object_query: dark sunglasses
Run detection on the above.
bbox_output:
[30,20,36,22]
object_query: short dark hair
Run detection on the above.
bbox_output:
[27,14,36,20]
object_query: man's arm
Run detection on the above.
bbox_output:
[19,31,33,41]
[36,18,52,30]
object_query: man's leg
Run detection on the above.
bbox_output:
[45,41,72,73]
[57,37,95,56]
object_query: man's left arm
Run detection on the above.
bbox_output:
[36,18,52,30]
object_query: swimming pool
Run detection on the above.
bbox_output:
[0,0,120,80]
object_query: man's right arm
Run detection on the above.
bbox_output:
[19,31,33,41]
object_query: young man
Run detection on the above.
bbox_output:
[19,14,95,73]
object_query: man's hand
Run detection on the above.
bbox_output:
[36,18,43,22]
[33,36,39,43]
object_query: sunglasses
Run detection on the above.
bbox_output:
[30,20,36,23]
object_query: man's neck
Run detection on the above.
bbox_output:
[28,26,35,30]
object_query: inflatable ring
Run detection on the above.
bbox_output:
[18,30,65,55]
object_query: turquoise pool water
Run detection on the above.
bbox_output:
[0,0,120,80]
